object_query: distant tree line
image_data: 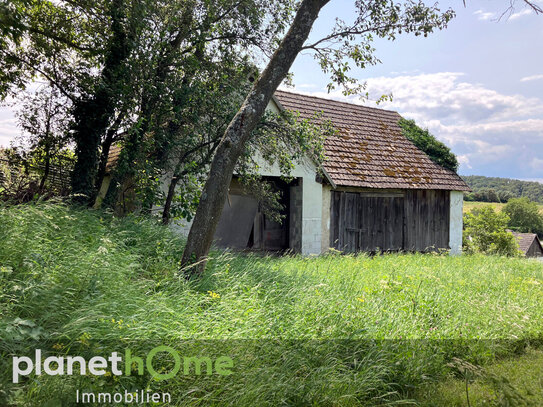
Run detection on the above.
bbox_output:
[462,175,543,204]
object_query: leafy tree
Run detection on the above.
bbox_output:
[2,0,302,210]
[463,207,520,256]
[398,118,458,172]
[14,84,71,192]
[503,197,543,237]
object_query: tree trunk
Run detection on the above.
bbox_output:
[39,113,52,193]
[162,175,179,225]
[71,0,130,202]
[180,0,330,276]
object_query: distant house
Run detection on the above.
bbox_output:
[510,231,543,257]
[175,91,470,255]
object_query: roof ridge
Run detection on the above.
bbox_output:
[275,89,401,116]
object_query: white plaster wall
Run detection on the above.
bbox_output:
[449,190,464,255]
[321,185,332,252]
[301,175,323,255]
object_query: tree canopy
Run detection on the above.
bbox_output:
[2,0,329,220]
[503,197,543,237]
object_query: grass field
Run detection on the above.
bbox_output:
[1,203,543,406]
[463,200,543,214]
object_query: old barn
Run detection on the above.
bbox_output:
[176,91,470,255]
[510,231,543,257]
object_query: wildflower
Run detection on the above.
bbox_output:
[356,297,365,303]
[208,291,220,299]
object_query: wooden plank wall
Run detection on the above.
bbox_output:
[526,239,543,257]
[404,190,450,251]
[330,189,450,253]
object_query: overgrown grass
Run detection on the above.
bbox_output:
[1,203,543,406]
[416,347,543,406]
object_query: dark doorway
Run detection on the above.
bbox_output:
[214,177,291,252]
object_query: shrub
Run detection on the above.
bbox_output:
[398,118,458,172]
[463,207,520,256]
[503,197,543,237]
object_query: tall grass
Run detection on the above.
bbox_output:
[1,203,543,406]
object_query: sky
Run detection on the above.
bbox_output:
[283,0,543,182]
[1,1,542,182]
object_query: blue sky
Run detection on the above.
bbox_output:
[283,0,543,182]
[1,1,542,181]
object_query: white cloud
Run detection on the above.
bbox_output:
[530,158,543,171]
[474,10,496,21]
[509,8,532,20]
[520,74,543,82]
[0,107,18,147]
[457,154,472,169]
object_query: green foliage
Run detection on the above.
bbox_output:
[463,175,543,204]
[398,118,458,172]
[463,207,520,256]
[2,204,543,405]
[234,110,333,222]
[504,197,543,237]
[2,0,299,205]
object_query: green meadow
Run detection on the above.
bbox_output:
[463,200,543,215]
[1,203,543,406]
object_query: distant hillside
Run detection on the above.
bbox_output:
[462,175,543,204]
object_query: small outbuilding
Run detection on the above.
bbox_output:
[175,91,471,255]
[510,231,543,257]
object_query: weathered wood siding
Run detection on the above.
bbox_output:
[526,239,543,257]
[330,189,450,253]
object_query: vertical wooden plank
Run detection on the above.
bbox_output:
[360,197,373,251]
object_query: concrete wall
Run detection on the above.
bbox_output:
[289,181,303,253]
[449,190,464,255]
[253,155,322,255]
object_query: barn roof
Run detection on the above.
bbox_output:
[509,231,543,255]
[274,90,470,191]
[106,145,122,172]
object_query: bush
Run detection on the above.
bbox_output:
[463,207,520,256]
[398,118,458,172]
[503,197,543,237]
